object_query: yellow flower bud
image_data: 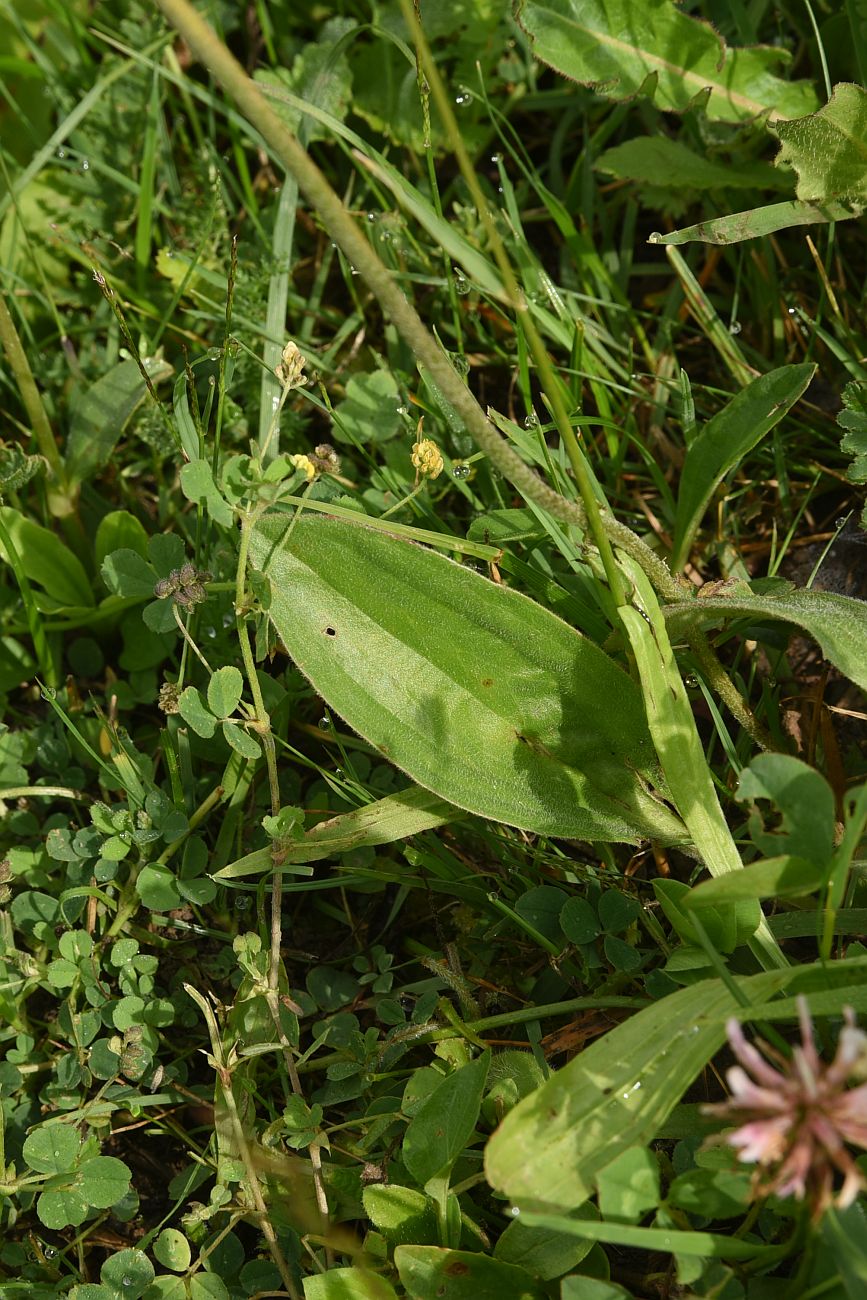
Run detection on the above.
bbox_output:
[289,453,316,482]
[411,437,443,481]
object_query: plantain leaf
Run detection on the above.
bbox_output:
[484,968,806,1211]
[663,587,867,693]
[517,0,818,124]
[672,363,815,569]
[249,513,687,844]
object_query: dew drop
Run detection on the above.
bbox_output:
[455,94,467,106]
[81,159,90,172]
[236,895,251,911]
[334,767,344,778]
[835,517,848,529]
[350,265,360,276]
[509,1205,521,1217]
[490,153,502,164]
[767,677,777,688]
[366,211,377,222]
[396,404,409,416]
[787,306,796,315]
[452,463,471,479]
[685,675,698,688]
[57,147,66,159]
[451,354,470,378]
[122,1280,132,1289]
[523,412,539,429]
[205,626,217,639]
[453,270,470,296]
[44,1247,57,1259]
[729,320,742,335]
[319,715,332,731]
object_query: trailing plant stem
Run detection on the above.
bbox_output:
[154,0,773,750]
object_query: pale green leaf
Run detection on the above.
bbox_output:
[484,971,792,1210]
[178,686,217,739]
[207,665,244,718]
[250,514,687,843]
[664,587,867,693]
[774,82,867,203]
[180,460,234,527]
[518,0,818,123]
[222,720,261,759]
[672,363,815,569]
[596,1146,660,1222]
[362,1185,439,1246]
[153,1229,191,1273]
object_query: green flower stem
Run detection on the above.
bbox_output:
[153,0,773,750]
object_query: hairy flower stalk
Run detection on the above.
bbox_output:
[704,997,867,1218]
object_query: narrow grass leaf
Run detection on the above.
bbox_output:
[250,514,687,843]
[671,363,815,569]
[648,199,859,246]
[213,786,457,878]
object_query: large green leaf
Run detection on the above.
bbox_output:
[518,0,818,124]
[774,82,867,204]
[671,364,815,570]
[249,514,687,843]
[664,587,867,693]
[484,969,794,1210]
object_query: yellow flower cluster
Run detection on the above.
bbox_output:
[411,437,443,481]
